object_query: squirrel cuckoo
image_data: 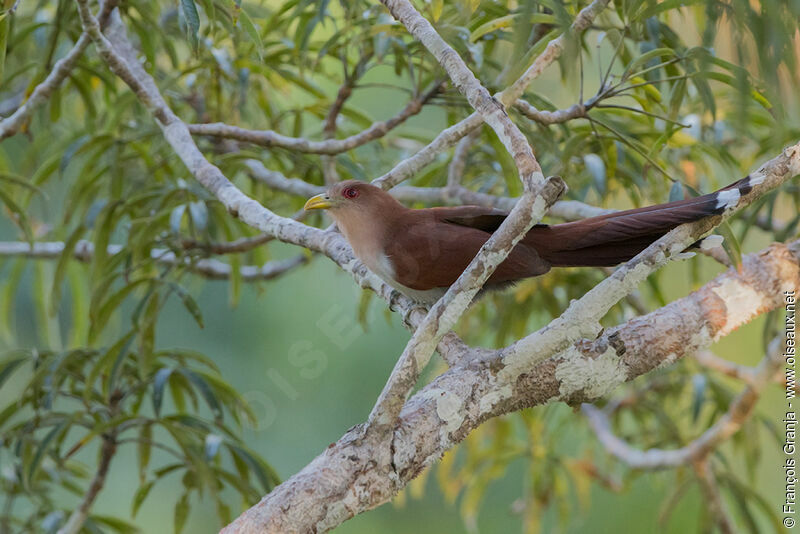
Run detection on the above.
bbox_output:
[303,175,756,305]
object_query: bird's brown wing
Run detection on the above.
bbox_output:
[384,209,550,291]
[433,205,510,232]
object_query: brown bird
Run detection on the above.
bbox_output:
[304,175,758,305]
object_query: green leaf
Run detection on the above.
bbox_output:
[90,200,123,291]
[50,225,85,316]
[168,283,204,329]
[152,367,173,418]
[138,423,152,483]
[0,13,9,83]
[636,0,705,20]
[469,13,555,42]
[583,154,606,195]
[0,352,28,390]
[226,442,280,492]
[716,222,743,269]
[623,47,677,79]
[180,369,223,421]
[0,187,35,244]
[174,492,190,534]
[431,0,443,21]
[0,172,46,195]
[180,0,201,52]
[132,480,155,518]
[239,9,264,60]
[90,279,151,343]
[90,515,140,534]
[690,373,706,423]
[27,419,70,487]
[668,181,684,202]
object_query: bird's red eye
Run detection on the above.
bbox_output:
[343,187,359,199]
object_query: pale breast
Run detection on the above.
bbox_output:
[333,210,446,306]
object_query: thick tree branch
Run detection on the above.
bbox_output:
[581,336,784,470]
[69,3,800,532]
[223,237,800,533]
[496,143,800,378]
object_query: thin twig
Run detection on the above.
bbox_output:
[187,81,442,154]
[56,433,117,534]
[0,240,308,281]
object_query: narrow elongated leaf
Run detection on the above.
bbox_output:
[152,367,173,417]
[181,0,200,51]
[180,369,223,421]
[50,225,85,316]
[174,492,190,534]
[132,480,155,518]
[27,419,70,487]
[239,9,264,60]
[0,188,34,244]
[0,352,28,389]
[0,13,8,81]
[138,423,152,483]
[168,283,204,329]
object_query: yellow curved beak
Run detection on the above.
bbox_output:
[303,194,332,211]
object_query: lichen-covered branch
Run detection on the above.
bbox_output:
[222,238,800,533]
[581,335,784,470]
[497,142,800,380]
[69,2,800,533]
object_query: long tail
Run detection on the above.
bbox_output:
[524,174,760,267]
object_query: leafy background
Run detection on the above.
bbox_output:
[0,0,798,532]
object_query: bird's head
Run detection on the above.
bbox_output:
[303,180,401,215]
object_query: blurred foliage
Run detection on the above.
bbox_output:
[0,0,798,532]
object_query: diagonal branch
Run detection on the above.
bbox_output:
[0,1,116,140]
[496,143,800,380]
[372,0,609,190]
[56,431,117,534]
[379,0,543,189]
[222,238,800,533]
